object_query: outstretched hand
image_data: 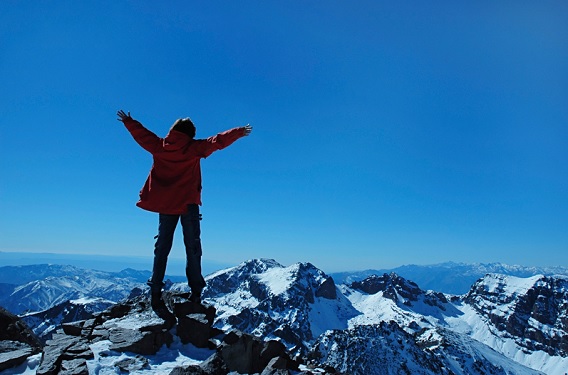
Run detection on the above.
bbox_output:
[117,110,132,122]
[243,124,253,136]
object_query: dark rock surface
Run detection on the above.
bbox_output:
[0,307,43,371]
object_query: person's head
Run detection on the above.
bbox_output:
[171,117,196,138]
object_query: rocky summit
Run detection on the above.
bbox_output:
[0,289,338,374]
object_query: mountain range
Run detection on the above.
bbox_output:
[331,261,568,295]
[1,260,567,374]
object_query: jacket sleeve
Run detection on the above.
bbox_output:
[122,118,163,154]
[196,127,247,158]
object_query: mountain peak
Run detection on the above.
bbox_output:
[350,272,423,304]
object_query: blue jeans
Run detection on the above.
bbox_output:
[148,204,206,294]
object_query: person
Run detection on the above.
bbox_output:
[117,110,252,310]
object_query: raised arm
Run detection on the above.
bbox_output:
[197,124,253,158]
[117,110,162,154]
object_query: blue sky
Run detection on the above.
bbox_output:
[1,1,567,273]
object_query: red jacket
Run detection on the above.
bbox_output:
[123,117,247,214]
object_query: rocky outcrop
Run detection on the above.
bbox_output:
[465,273,568,356]
[351,273,423,304]
[0,306,43,371]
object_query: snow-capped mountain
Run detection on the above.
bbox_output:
[174,258,359,356]
[184,259,567,375]
[2,259,567,374]
[332,261,568,295]
[0,265,153,314]
[20,297,116,341]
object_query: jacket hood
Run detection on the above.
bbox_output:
[163,129,192,151]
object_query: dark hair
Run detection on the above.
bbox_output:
[171,118,196,138]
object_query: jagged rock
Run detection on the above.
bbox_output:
[0,306,43,351]
[260,340,289,366]
[59,358,88,375]
[0,341,34,371]
[108,327,172,355]
[61,320,85,337]
[261,356,291,374]
[350,273,422,303]
[465,274,568,356]
[315,277,337,300]
[169,365,206,374]
[80,316,103,340]
[173,300,216,326]
[173,299,222,348]
[199,352,229,374]
[64,339,93,359]
[219,331,287,374]
[177,314,219,348]
[114,355,150,372]
[37,333,82,375]
[89,327,110,342]
[102,301,132,320]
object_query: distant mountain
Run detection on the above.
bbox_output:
[20,297,116,341]
[184,259,567,375]
[331,261,568,294]
[0,265,163,315]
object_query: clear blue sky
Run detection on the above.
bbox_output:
[1,1,567,272]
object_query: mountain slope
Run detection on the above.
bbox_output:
[194,260,568,375]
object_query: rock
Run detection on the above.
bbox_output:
[0,341,34,371]
[315,277,337,300]
[0,306,43,351]
[36,334,81,375]
[220,331,284,374]
[59,358,88,375]
[61,320,85,337]
[173,300,216,326]
[177,314,220,348]
[108,327,172,355]
[169,365,206,374]
[64,340,93,360]
[114,355,149,372]
[102,302,132,320]
[261,356,291,375]
[80,316,103,340]
[260,340,288,364]
[199,352,229,375]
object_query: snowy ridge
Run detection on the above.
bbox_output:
[186,259,358,354]
[332,261,568,295]
[0,265,153,314]
[194,259,567,375]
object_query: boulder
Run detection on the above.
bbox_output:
[0,307,43,351]
[219,331,288,374]
[0,341,34,371]
[108,327,172,355]
[59,358,88,375]
[114,355,150,372]
[199,352,229,375]
[36,334,81,375]
[261,356,291,375]
[177,313,221,348]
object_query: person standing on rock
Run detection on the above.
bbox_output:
[117,110,252,310]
